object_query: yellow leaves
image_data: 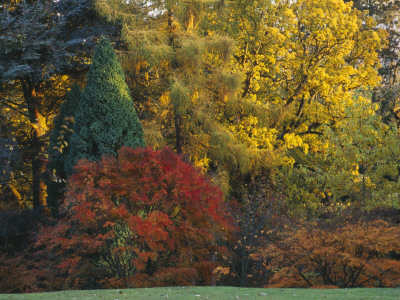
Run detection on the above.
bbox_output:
[191,153,211,173]
[282,8,295,20]
[313,7,325,20]
[160,92,170,107]
[266,27,286,43]
[281,156,295,167]
[364,16,376,30]
[313,188,326,199]
[226,0,385,156]
[30,114,48,135]
[227,116,278,150]
[60,75,69,82]
[283,133,309,155]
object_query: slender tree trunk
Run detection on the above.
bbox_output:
[368,0,373,16]
[175,114,182,154]
[21,79,48,210]
[168,9,183,154]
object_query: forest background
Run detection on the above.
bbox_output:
[1,0,400,292]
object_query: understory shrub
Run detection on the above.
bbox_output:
[253,217,400,288]
[0,208,50,293]
[216,176,287,287]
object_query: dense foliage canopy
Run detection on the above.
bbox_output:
[0,0,399,292]
[38,147,232,288]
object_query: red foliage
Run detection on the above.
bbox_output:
[253,219,400,288]
[0,252,50,293]
[38,147,233,288]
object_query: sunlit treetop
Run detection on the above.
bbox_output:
[207,0,387,166]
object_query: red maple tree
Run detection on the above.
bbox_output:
[38,147,233,288]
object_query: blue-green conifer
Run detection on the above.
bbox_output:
[64,38,145,176]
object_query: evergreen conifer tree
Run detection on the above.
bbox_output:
[65,37,145,176]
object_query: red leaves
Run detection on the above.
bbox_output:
[57,257,80,273]
[40,146,232,288]
[0,252,49,293]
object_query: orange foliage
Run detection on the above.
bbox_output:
[254,219,400,288]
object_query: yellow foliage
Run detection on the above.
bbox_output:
[282,93,400,213]
[221,0,385,161]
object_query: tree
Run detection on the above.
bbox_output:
[0,0,63,209]
[95,0,260,195]
[38,147,233,288]
[279,92,400,215]
[64,38,145,176]
[343,1,400,129]
[0,0,117,209]
[219,176,286,287]
[207,0,384,163]
[218,0,385,147]
[254,218,400,288]
[206,0,387,212]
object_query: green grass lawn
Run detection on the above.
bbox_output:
[0,287,399,300]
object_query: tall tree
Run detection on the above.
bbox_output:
[0,0,115,207]
[0,0,61,209]
[0,0,117,209]
[215,0,385,148]
[64,37,145,176]
[205,0,387,207]
[95,0,256,195]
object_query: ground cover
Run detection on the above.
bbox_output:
[0,287,398,300]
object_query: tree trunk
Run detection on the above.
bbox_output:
[21,79,48,210]
[174,114,182,154]
[168,10,183,155]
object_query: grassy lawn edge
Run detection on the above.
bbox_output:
[0,286,399,300]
